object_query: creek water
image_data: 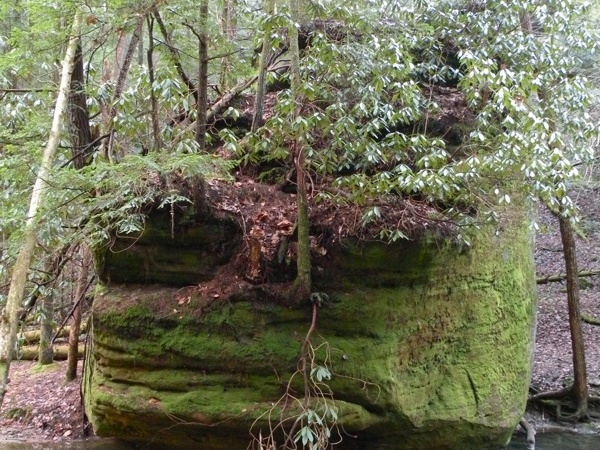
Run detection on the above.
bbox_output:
[507,432,600,450]
[0,433,599,450]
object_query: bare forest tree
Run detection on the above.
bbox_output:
[0,9,82,408]
[288,0,311,301]
[196,0,209,150]
[99,14,144,161]
[66,247,91,381]
[252,0,274,132]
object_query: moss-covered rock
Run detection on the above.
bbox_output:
[95,209,241,286]
[83,210,536,450]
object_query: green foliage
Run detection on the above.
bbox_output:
[0,0,598,328]
[294,406,338,450]
[240,0,598,241]
[0,0,254,302]
[48,152,234,248]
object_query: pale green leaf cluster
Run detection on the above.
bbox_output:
[242,0,597,238]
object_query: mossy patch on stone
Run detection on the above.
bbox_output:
[84,208,537,450]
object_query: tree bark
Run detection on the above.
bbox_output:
[22,323,87,344]
[19,242,72,322]
[536,269,600,284]
[0,9,81,408]
[196,0,209,150]
[67,43,94,169]
[152,7,198,102]
[219,0,236,91]
[180,74,257,137]
[38,292,55,365]
[252,0,274,132]
[66,247,91,381]
[288,0,311,301]
[100,14,144,161]
[18,344,85,361]
[146,16,162,152]
[37,252,69,365]
[559,216,589,416]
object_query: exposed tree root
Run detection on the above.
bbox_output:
[528,387,595,422]
[556,403,589,422]
[529,387,571,402]
[519,416,535,449]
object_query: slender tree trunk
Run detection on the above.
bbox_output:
[20,243,71,322]
[137,25,145,66]
[288,0,311,301]
[66,247,91,381]
[0,9,81,408]
[38,294,55,364]
[68,43,94,169]
[525,0,588,411]
[252,0,274,132]
[24,324,87,344]
[152,7,198,102]
[106,14,144,160]
[38,251,70,365]
[559,216,589,415]
[219,0,236,92]
[146,16,162,151]
[196,0,209,150]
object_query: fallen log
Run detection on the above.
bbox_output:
[536,269,600,284]
[21,321,88,344]
[582,313,600,326]
[207,75,258,123]
[15,344,85,361]
[180,74,258,135]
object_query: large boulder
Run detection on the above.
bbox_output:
[83,208,536,450]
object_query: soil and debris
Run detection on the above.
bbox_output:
[0,360,85,441]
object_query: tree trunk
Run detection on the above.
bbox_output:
[536,269,600,284]
[19,344,85,361]
[219,0,236,92]
[252,0,274,132]
[288,0,311,302]
[66,247,91,381]
[0,9,81,408]
[179,75,257,139]
[37,251,69,365]
[152,7,198,102]
[559,216,589,416]
[137,24,145,66]
[67,43,94,169]
[19,242,72,322]
[196,0,209,150]
[101,14,144,161]
[146,16,162,152]
[37,246,71,363]
[22,323,87,344]
[38,292,55,365]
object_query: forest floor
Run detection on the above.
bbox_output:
[523,184,600,434]
[2,187,600,443]
[0,360,85,441]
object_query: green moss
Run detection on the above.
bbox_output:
[99,211,241,286]
[84,207,536,450]
[29,361,59,374]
